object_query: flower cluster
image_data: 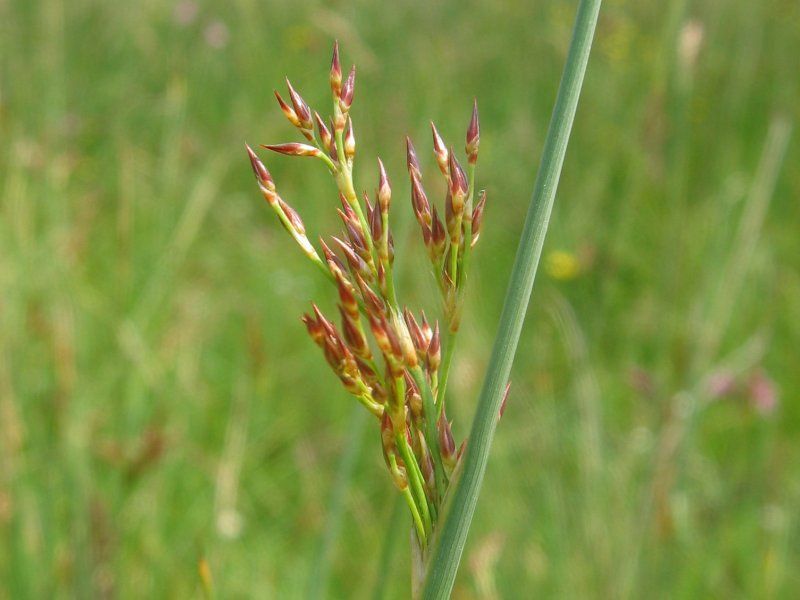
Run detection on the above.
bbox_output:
[245,42,485,549]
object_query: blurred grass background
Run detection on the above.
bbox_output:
[1,0,799,597]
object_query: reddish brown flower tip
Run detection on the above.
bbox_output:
[431,121,449,175]
[261,143,320,157]
[438,410,456,467]
[466,98,480,164]
[314,111,332,148]
[330,40,342,96]
[377,158,391,212]
[274,91,300,127]
[431,205,446,257]
[278,198,306,235]
[428,322,441,371]
[448,149,468,199]
[245,144,274,191]
[410,174,431,224]
[339,65,356,110]
[302,312,326,345]
[406,136,421,178]
[285,78,313,129]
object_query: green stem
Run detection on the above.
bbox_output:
[396,433,432,535]
[410,367,447,499]
[421,0,602,596]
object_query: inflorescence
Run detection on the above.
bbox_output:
[245,42,486,550]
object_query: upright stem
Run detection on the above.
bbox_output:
[421,1,602,596]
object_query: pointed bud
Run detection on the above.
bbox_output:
[344,118,356,160]
[339,65,356,111]
[285,79,313,130]
[312,304,337,340]
[330,41,342,96]
[278,198,306,235]
[403,308,426,355]
[338,208,367,253]
[471,190,486,247]
[438,409,456,469]
[428,322,441,371]
[405,373,423,420]
[333,236,369,280]
[419,312,433,344]
[448,149,468,212]
[431,206,447,262]
[431,122,449,175]
[410,174,431,225]
[301,313,325,346]
[262,143,321,157]
[320,237,346,274]
[339,306,370,359]
[274,91,301,127]
[369,193,383,243]
[392,311,417,368]
[466,98,480,164]
[377,158,391,212]
[355,273,384,316]
[314,112,333,152]
[368,312,394,365]
[334,270,359,319]
[245,144,275,192]
[406,136,421,179]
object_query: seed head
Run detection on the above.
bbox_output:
[403,308,426,355]
[285,78,313,130]
[448,149,468,210]
[410,174,431,225]
[377,158,391,213]
[333,236,370,280]
[301,312,326,345]
[466,98,480,164]
[320,237,346,274]
[333,269,359,319]
[314,112,333,153]
[405,136,421,179]
[355,274,383,316]
[438,409,456,469]
[368,192,383,243]
[245,144,275,192]
[339,305,370,359]
[262,143,321,157]
[274,91,301,128]
[278,198,306,235]
[430,206,447,262]
[428,322,441,371]
[431,121,449,175]
[330,41,342,96]
[339,65,356,112]
[344,117,356,160]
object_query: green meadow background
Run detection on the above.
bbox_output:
[1,0,798,597]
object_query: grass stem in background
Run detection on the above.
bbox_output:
[421,0,602,595]
[307,407,369,599]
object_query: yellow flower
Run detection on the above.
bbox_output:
[545,250,580,281]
